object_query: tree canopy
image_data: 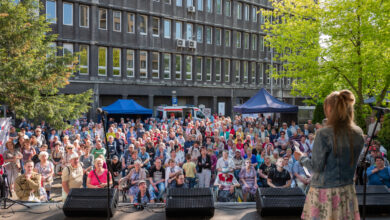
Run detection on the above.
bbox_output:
[262,0,390,127]
[0,0,92,129]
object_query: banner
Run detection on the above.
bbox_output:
[0,117,11,154]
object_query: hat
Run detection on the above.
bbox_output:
[138,180,146,185]
[235,149,241,153]
[112,155,119,160]
[222,167,229,174]
[69,153,79,160]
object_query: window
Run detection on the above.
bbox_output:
[152,17,160,37]
[186,56,192,80]
[79,5,89,28]
[259,35,264,51]
[216,0,222,14]
[47,42,57,59]
[252,6,257,22]
[225,0,231,17]
[78,45,89,75]
[127,13,134,33]
[175,21,182,39]
[252,34,257,50]
[215,28,221,46]
[176,0,182,6]
[164,0,171,4]
[236,32,241,48]
[63,43,73,66]
[63,43,73,56]
[164,19,171,38]
[196,25,203,43]
[126,50,134,77]
[225,30,231,47]
[186,23,193,40]
[244,33,249,49]
[196,57,202,81]
[206,0,212,12]
[243,61,248,83]
[244,4,249,21]
[46,0,56,23]
[175,55,182,80]
[260,10,265,24]
[206,26,212,44]
[63,2,73,26]
[140,15,148,35]
[234,60,240,83]
[206,57,212,81]
[113,11,121,32]
[163,53,171,79]
[140,51,148,78]
[197,0,203,11]
[112,48,121,76]
[224,59,230,82]
[251,62,256,84]
[236,2,242,20]
[99,9,107,30]
[187,0,193,7]
[266,64,270,84]
[259,63,263,84]
[215,59,221,82]
[98,47,107,76]
[152,52,159,78]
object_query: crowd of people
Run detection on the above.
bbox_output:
[0,114,388,203]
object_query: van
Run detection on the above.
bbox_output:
[156,106,206,121]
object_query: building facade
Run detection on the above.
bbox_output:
[44,0,303,119]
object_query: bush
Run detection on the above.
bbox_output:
[377,113,390,159]
[312,102,325,124]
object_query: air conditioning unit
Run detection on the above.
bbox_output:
[187,6,196,13]
[188,40,197,49]
[177,39,185,47]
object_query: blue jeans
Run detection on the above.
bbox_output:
[234,169,240,182]
[148,182,165,201]
[186,177,196,188]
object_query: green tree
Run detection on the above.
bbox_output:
[262,0,390,128]
[377,114,390,159]
[0,0,92,129]
[312,102,325,124]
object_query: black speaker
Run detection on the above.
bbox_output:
[63,188,119,217]
[355,185,390,215]
[166,188,215,217]
[256,187,305,217]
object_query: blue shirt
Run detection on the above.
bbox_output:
[367,166,390,188]
[244,154,257,165]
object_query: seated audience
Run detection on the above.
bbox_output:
[239,159,258,201]
[15,160,41,201]
[214,168,240,202]
[267,158,291,188]
[367,156,390,188]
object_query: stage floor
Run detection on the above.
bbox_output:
[0,202,389,220]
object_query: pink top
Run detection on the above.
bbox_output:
[88,169,111,187]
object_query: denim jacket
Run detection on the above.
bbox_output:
[300,126,364,188]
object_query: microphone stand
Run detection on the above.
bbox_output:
[98,110,110,220]
[359,109,383,220]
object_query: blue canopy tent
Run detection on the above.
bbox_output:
[102,99,153,115]
[234,88,298,113]
[234,88,298,124]
[364,91,390,104]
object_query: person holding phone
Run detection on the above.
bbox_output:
[294,90,364,220]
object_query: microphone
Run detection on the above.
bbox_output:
[96,108,107,115]
[370,105,390,114]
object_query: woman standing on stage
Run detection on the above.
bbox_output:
[295,90,364,220]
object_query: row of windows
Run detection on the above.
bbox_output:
[46,3,267,51]
[60,44,291,85]
[45,0,267,28]
[153,0,265,22]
